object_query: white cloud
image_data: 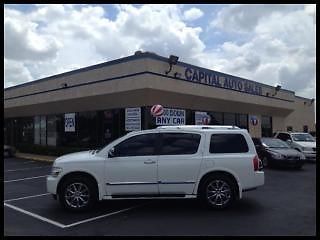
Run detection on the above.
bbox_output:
[183,7,204,21]
[205,4,315,98]
[4,4,207,88]
[4,4,316,100]
[4,8,61,61]
[4,59,33,87]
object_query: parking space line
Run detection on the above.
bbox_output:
[4,175,48,183]
[4,202,67,228]
[5,166,51,172]
[4,193,51,202]
[4,199,148,229]
[63,203,148,228]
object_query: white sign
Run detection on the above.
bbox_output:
[195,111,211,125]
[156,108,185,125]
[125,107,141,131]
[65,113,75,132]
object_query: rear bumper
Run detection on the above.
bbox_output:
[241,171,264,196]
[253,171,264,187]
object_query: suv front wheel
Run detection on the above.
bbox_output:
[59,176,97,212]
[200,175,236,209]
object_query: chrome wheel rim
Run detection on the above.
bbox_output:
[65,182,90,209]
[206,179,231,207]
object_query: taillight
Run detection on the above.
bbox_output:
[253,155,259,171]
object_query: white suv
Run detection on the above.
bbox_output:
[47,125,264,211]
[274,132,316,161]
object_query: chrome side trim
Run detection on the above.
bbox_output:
[103,195,197,200]
[106,181,196,186]
[106,182,157,186]
[158,181,195,184]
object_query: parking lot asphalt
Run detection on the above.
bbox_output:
[4,156,316,236]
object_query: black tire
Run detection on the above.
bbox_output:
[200,174,236,210]
[59,176,97,212]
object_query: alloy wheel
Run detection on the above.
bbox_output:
[64,182,90,209]
[206,179,231,207]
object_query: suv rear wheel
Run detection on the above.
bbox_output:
[200,174,236,209]
[59,176,97,212]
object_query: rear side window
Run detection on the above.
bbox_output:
[160,133,201,155]
[210,134,249,153]
[277,133,291,141]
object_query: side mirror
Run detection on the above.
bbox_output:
[286,139,292,143]
[108,148,115,158]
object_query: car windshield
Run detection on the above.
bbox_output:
[261,138,290,148]
[291,133,315,142]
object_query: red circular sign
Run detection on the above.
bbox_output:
[151,104,164,117]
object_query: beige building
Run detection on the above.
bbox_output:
[4,51,315,150]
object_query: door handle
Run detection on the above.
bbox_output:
[144,160,156,164]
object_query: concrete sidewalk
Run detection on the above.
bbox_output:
[15,152,56,162]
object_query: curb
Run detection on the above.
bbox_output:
[15,153,56,163]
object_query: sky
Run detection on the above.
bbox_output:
[4,4,316,100]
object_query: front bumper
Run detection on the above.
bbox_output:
[302,151,316,161]
[46,175,59,195]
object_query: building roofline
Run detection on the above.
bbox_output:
[5,52,295,94]
[295,95,314,101]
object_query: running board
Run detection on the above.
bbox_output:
[111,194,186,199]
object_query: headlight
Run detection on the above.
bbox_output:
[270,152,283,159]
[51,166,63,177]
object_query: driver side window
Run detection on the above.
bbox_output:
[278,133,291,141]
[113,133,157,157]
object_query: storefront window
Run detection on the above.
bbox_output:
[78,111,98,148]
[34,116,40,145]
[144,106,157,129]
[224,113,236,125]
[40,116,47,145]
[47,115,57,146]
[261,115,272,137]
[236,114,248,129]
[209,112,223,125]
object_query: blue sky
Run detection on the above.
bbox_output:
[4,4,316,99]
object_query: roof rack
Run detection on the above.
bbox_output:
[157,125,240,130]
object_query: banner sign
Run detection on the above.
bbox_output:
[195,111,211,125]
[65,113,75,132]
[250,115,259,126]
[184,67,263,96]
[156,108,185,125]
[125,107,141,131]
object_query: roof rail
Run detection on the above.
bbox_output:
[157,125,240,130]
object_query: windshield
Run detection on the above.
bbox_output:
[95,133,130,153]
[261,138,290,148]
[291,133,315,142]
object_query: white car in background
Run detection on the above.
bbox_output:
[274,132,316,161]
[47,125,264,212]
